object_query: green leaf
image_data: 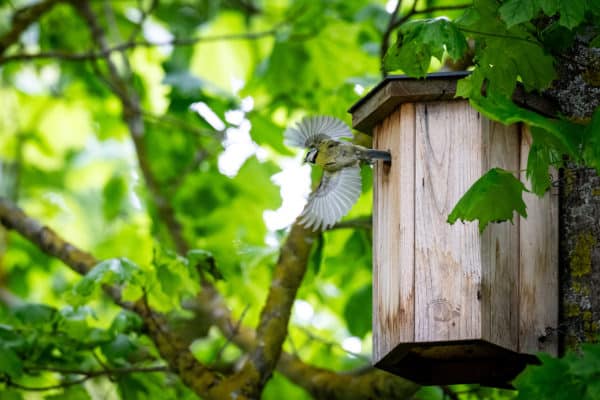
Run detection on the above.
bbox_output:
[413,386,444,400]
[583,108,600,173]
[102,174,127,221]
[343,284,372,338]
[247,112,293,155]
[308,234,325,276]
[499,0,537,28]
[71,258,141,304]
[59,306,95,340]
[101,333,138,361]
[384,19,468,77]
[525,126,563,196]
[187,249,223,281]
[557,0,586,29]
[526,142,554,196]
[46,386,91,400]
[468,95,584,158]
[539,0,560,16]
[0,344,23,379]
[572,343,600,377]
[117,374,150,400]
[540,22,576,52]
[457,0,556,96]
[447,168,528,232]
[13,303,57,327]
[110,310,143,334]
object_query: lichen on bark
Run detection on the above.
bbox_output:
[560,166,600,349]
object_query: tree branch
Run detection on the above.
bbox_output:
[0,28,279,65]
[0,0,64,55]
[67,6,317,396]
[4,365,168,392]
[330,216,372,231]
[0,197,418,399]
[73,0,188,254]
[193,269,419,399]
[207,222,318,397]
[0,197,223,398]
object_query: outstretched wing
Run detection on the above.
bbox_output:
[284,116,352,149]
[299,165,361,231]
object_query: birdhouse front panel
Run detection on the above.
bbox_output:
[351,73,558,385]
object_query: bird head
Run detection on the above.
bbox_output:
[304,148,318,164]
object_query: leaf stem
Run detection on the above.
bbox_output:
[458,27,540,44]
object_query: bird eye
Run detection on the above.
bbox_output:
[327,143,335,148]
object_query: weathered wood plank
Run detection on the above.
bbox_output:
[350,74,558,134]
[414,101,483,342]
[352,79,459,134]
[479,118,520,351]
[519,127,559,356]
[372,103,416,363]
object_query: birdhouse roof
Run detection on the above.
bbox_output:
[348,71,557,134]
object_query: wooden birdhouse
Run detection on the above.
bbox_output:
[349,72,558,386]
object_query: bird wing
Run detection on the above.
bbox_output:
[299,165,362,231]
[284,116,352,149]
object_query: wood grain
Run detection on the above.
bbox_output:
[479,118,520,351]
[372,103,415,363]
[414,101,483,342]
[519,127,559,356]
[352,79,459,134]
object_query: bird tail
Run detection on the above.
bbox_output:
[365,149,391,162]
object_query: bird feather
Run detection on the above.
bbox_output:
[299,166,362,231]
[284,116,352,149]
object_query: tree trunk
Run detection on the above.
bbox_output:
[560,166,600,351]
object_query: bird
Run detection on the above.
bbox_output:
[284,115,391,231]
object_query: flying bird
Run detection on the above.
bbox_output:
[284,116,391,231]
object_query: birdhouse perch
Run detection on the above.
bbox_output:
[349,72,558,386]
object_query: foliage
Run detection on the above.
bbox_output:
[0,0,598,398]
[514,345,600,399]
[447,168,527,232]
[385,0,600,229]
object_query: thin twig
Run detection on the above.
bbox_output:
[5,365,168,392]
[213,304,251,363]
[458,27,541,44]
[0,28,279,65]
[294,326,370,362]
[126,0,159,44]
[0,0,64,54]
[380,0,403,76]
[330,216,372,231]
[5,376,89,392]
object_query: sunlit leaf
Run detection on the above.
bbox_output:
[343,284,372,338]
[0,344,23,379]
[448,168,528,232]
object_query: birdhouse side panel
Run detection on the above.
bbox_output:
[372,103,416,363]
[479,118,521,351]
[414,101,484,342]
[519,127,559,356]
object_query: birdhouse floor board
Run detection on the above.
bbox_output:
[375,339,538,387]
